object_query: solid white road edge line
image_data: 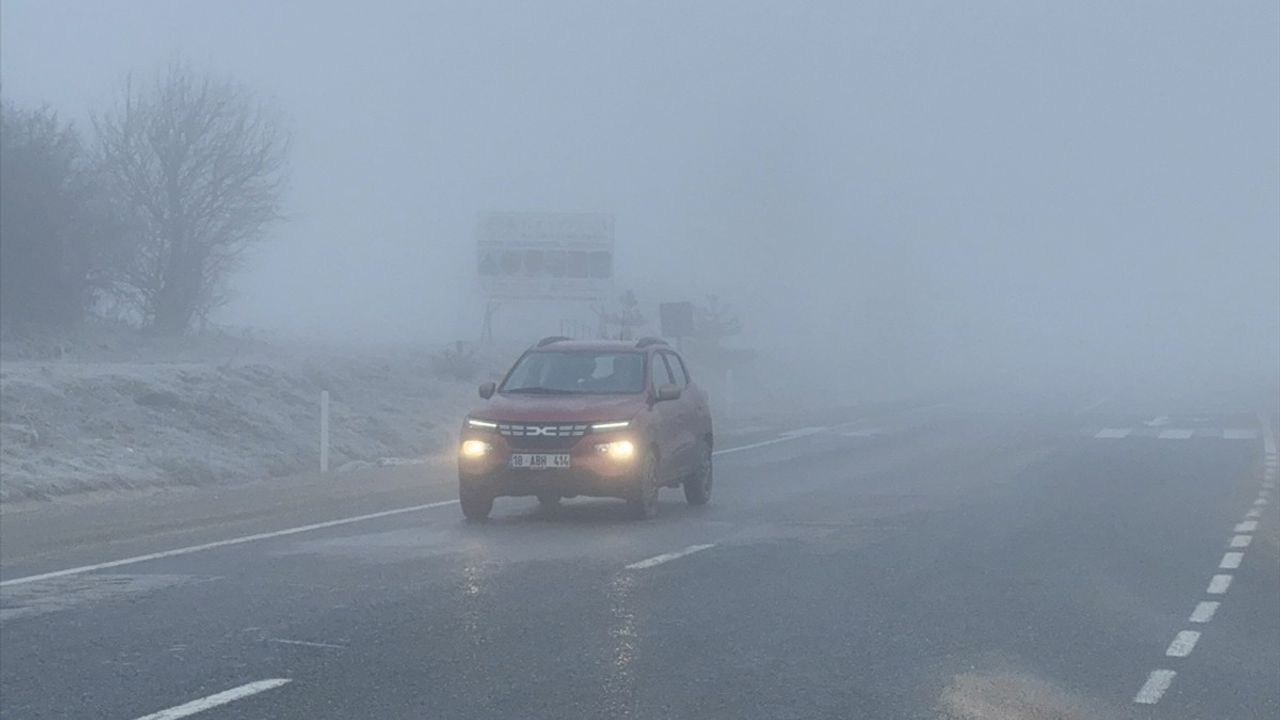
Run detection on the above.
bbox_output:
[1077,396,1111,414]
[713,428,827,456]
[0,500,460,588]
[778,426,828,438]
[267,638,345,649]
[625,544,716,570]
[1133,669,1176,704]
[132,679,291,720]
[1165,630,1201,657]
[1189,601,1219,623]
[1,428,829,588]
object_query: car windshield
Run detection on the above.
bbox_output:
[501,351,646,395]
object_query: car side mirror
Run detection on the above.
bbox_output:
[656,383,682,402]
[478,381,496,399]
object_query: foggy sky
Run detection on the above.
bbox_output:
[3,1,1277,391]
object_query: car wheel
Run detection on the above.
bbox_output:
[459,483,494,522]
[626,451,660,520]
[684,443,713,506]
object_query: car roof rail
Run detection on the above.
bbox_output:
[535,336,573,347]
[635,336,669,348]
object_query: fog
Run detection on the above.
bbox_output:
[3,0,1277,400]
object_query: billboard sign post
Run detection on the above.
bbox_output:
[658,301,695,339]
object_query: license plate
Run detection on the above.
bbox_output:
[509,453,571,469]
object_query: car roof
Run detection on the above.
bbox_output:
[530,340,649,353]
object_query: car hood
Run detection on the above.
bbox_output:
[469,393,646,424]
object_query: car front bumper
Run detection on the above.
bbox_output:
[457,431,642,500]
[459,466,640,499]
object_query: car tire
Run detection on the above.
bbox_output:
[626,451,660,520]
[459,484,494,522]
[684,443,713,506]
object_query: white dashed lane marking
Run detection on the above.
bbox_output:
[1095,428,1132,439]
[1134,670,1177,704]
[1207,574,1233,595]
[1188,601,1219,623]
[1165,630,1201,658]
[1223,428,1261,440]
[1088,427,1264,440]
[1131,414,1272,707]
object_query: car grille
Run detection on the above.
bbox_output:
[498,423,589,451]
[497,423,589,439]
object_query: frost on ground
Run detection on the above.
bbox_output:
[0,329,485,503]
[0,326,801,504]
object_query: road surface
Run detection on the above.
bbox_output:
[2,395,1277,719]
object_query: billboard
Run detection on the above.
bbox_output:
[477,212,614,300]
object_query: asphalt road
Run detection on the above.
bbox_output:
[1,396,1277,719]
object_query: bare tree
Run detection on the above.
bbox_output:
[692,295,742,343]
[94,62,288,334]
[593,290,647,340]
[685,295,750,379]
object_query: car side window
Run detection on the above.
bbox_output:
[651,352,675,388]
[662,352,689,386]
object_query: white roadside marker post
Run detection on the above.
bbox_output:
[724,368,735,420]
[320,390,330,473]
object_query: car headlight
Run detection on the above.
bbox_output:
[467,418,498,429]
[460,440,492,458]
[594,439,635,460]
[591,420,631,431]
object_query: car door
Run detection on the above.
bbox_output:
[658,351,698,478]
[668,350,707,446]
[648,351,681,481]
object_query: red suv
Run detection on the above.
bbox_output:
[458,337,714,520]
